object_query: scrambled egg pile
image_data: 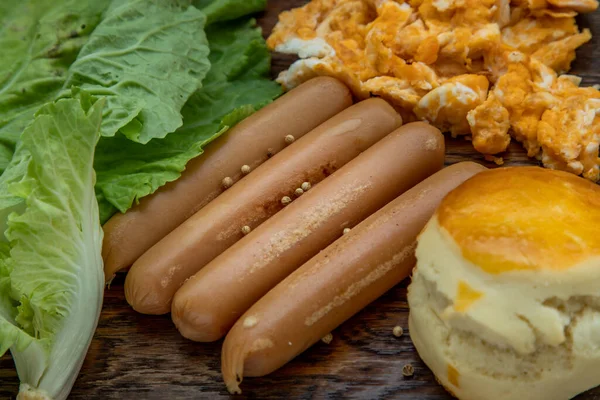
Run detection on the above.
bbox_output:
[267,0,600,181]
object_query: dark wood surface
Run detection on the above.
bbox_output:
[2,1,600,399]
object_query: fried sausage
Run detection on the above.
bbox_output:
[221,162,488,394]
[171,122,445,342]
[102,77,353,283]
[124,98,402,314]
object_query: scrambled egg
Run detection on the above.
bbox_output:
[415,74,489,136]
[468,53,600,180]
[267,0,600,181]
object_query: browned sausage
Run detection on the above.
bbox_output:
[171,122,445,342]
[124,98,402,314]
[102,77,353,283]
[221,162,488,394]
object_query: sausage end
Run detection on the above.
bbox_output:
[222,333,249,395]
[124,268,172,315]
[102,215,130,280]
[171,290,227,342]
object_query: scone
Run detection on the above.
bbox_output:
[408,166,600,400]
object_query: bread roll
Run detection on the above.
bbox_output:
[408,166,600,400]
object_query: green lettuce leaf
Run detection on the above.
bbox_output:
[195,0,267,24]
[0,96,105,400]
[0,0,111,173]
[0,0,217,223]
[0,143,30,240]
[63,0,211,143]
[95,17,281,220]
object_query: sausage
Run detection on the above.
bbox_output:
[124,98,402,314]
[220,162,488,394]
[102,77,353,283]
[171,122,445,342]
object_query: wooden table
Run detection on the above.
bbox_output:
[2,1,599,399]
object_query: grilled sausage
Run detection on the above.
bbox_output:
[102,77,353,282]
[221,162,488,394]
[171,122,445,342]
[124,98,402,314]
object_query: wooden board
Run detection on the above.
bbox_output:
[2,1,599,399]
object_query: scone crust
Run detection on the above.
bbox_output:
[437,166,600,274]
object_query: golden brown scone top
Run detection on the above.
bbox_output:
[438,166,600,274]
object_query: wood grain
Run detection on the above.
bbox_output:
[2,1,600,399]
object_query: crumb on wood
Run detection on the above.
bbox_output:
[393,326,404,337]
[484,154,504,165]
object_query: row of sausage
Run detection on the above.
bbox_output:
[101,77,487,393]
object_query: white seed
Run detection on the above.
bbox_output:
[241,225,251,235]
[281,196,292,205]
[267,148,274,158]
[393,326,404,337]
[402,364,414,377]
[343,228,351,235]
[241,165,251,175]
[295,188,304,196]
[243,316,258,328]
[321,333,333,344]
[301,182,311,191]
[222,177,233,189]
[284,134,295,145]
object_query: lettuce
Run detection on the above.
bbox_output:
[0,0,217,222]
[0,0,111,173]
[95,17,281,221]
[0,0,211,177]
[195,0,267,23]
[0,96,105,399]
[62,0,211,143]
